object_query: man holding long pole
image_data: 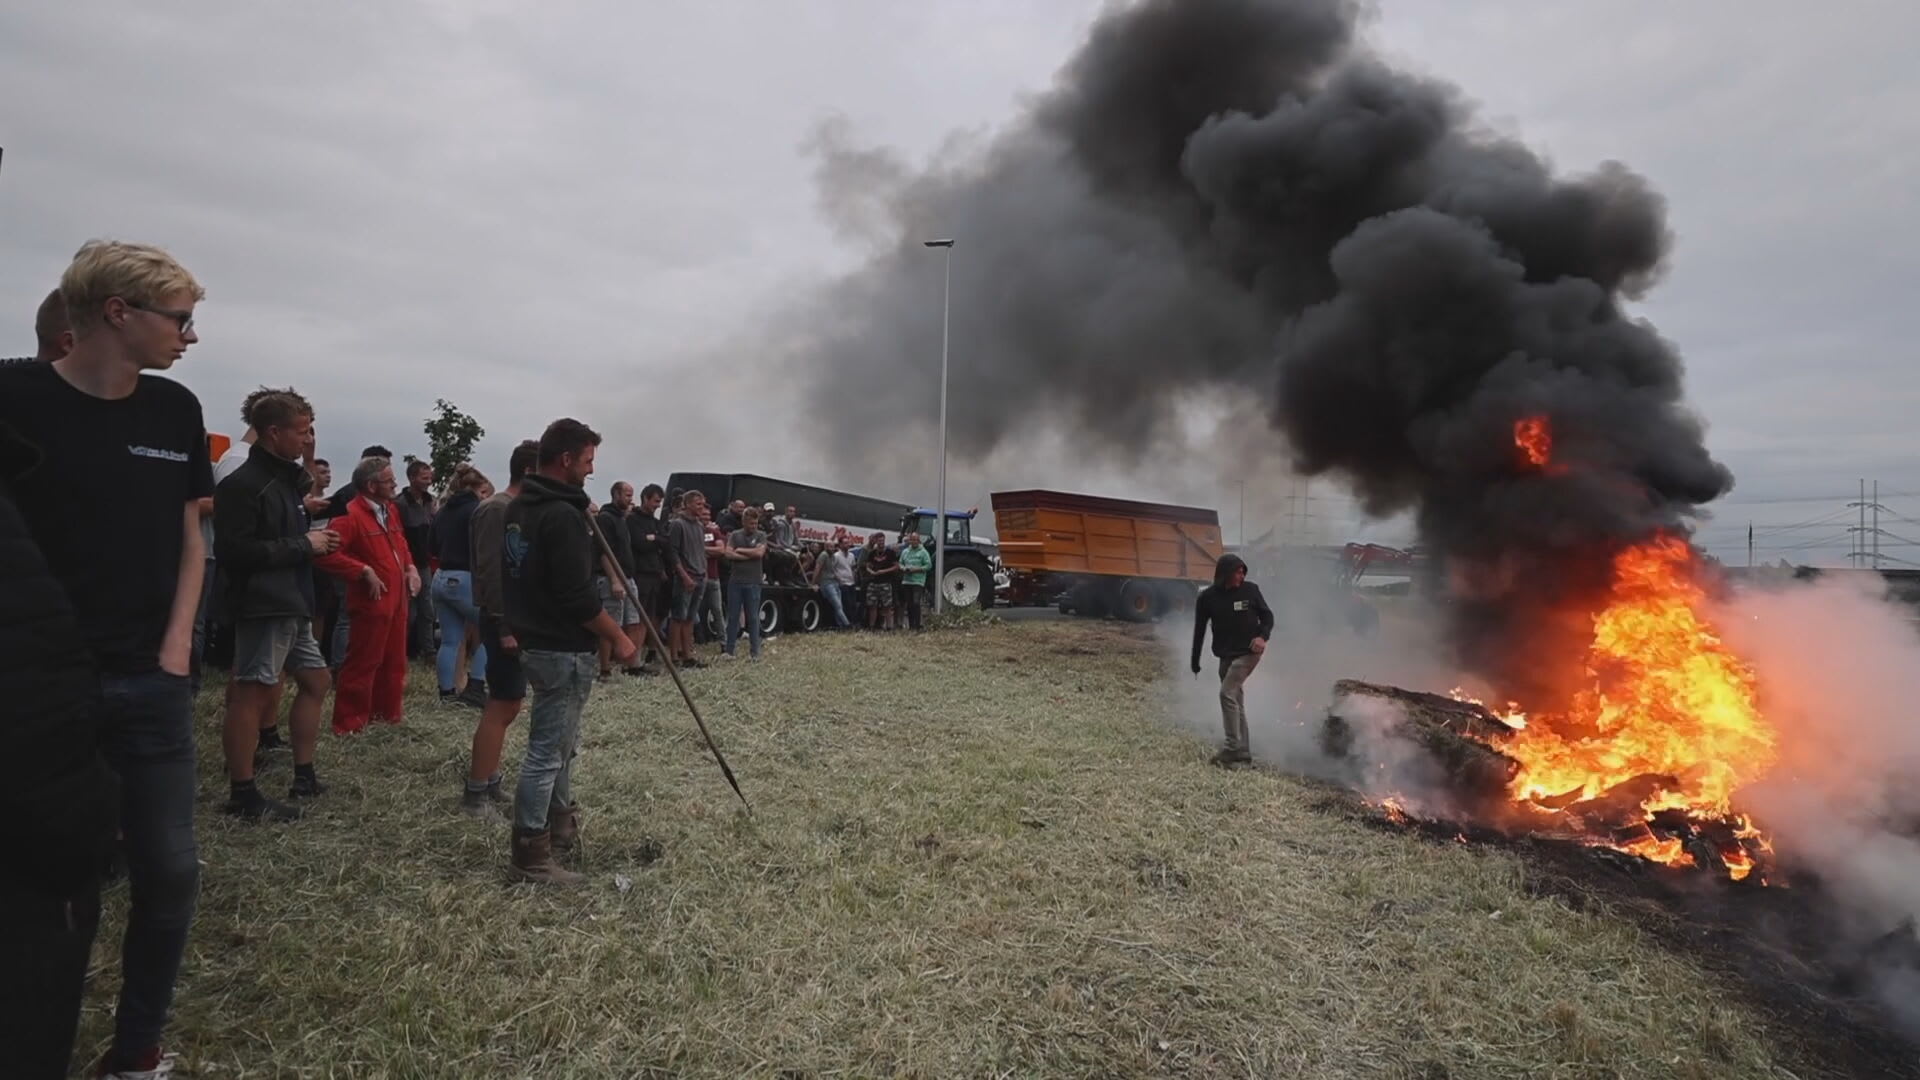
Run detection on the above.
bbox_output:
[501,419,634,885]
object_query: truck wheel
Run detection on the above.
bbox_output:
[1115,579,1156,623]
[941,563,988,610]
[758,597,782,637]
[798,597,823,632]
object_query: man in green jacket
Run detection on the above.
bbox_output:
[898,531,932,631]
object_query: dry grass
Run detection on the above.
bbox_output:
[72,619,1823,1078]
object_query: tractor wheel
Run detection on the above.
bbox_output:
[758,597,782,637]
[941,562,988,610]
[798,596,824,632]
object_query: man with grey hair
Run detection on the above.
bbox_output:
[315,456,420,733]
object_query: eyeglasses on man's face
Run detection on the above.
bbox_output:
[123,299,195,334]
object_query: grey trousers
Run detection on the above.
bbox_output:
[1218,654,1259,755]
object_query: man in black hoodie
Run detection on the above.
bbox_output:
[213,388,340,820]
[1191,553,1274,767]
[502,418,635,884]
[0,421,118,1080]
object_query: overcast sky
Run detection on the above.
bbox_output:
[4,1,1916,566]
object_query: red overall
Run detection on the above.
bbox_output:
[316,494,414,734]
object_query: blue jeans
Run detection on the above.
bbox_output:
[96,670,200,1060]
[513,650,596,833]
[725,581,763,657]
[431,570,487,692]
[820,581,851,628]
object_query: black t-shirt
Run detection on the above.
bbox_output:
[0,363,213,674]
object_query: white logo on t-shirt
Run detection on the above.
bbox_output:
[128,444,190,463]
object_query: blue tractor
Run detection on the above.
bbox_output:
[900,508,997,611]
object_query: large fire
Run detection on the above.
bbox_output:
[1478,418,1777,878]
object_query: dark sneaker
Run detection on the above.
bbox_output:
[485,777,512,805]
[288,773,328,800]
[456,682,488,709]
[678,657,706,670]
[223,793,303,823]
[1210,749,1253,769]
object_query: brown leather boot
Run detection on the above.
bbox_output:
[509,829,585,886]
[550,803,582,854]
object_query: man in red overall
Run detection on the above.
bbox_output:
[315,455,420,734]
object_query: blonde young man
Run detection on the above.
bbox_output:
[0,241,212,1079]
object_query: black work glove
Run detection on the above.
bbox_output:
[1190,657,1202,676]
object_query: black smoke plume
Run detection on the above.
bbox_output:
[791,0,1732,695]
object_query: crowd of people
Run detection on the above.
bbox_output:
[0,240,954,1079]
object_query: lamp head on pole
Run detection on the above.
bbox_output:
[922,238,955,249]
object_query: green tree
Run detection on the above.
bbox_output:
[420,398,485,495]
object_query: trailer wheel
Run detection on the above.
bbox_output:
[758,597,782,637]
[798,596,823,632]
[1115,579,1157,623]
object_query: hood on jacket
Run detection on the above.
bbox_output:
[1213,553,1248,589]
[520,473,590,509]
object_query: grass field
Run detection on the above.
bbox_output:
[72,617,1828,1078]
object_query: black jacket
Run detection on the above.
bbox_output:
[0,423,118,898]
[596,505,635,578]
[503,474,601,653]
[429,489,481,572]
[629,509,670,577]
[1192,581,1275,667]
[213,442,316,620]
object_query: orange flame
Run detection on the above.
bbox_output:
[1498,534,1776,875]
[1514,416,1553,468]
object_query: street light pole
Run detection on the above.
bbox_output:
[924,238,955,614]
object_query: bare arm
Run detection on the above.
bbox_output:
[159,502,206,675]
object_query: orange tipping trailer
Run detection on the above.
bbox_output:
[990,489,1225,621]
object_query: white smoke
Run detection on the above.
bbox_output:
[1717,574,1920,932]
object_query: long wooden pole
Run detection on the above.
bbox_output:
[584,510,750,812]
